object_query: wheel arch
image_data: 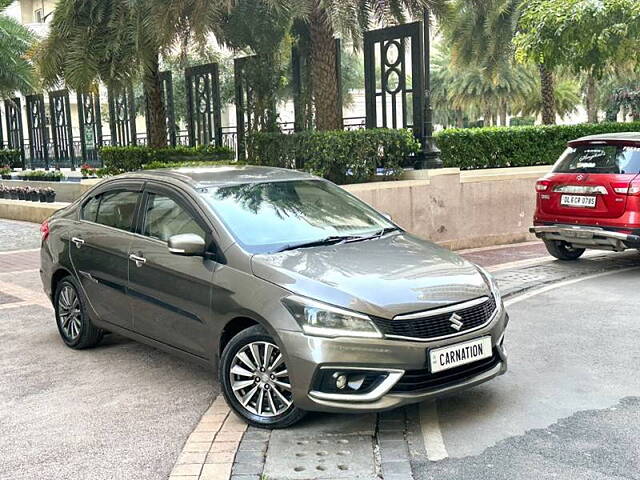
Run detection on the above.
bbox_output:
[51,267,73,299]
[219,316,260,357]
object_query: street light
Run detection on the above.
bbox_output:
[416,9,443,169]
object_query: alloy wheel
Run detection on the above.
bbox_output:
[58,285,82,340]
[229,341,292,417]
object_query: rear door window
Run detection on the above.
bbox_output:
[553,145,640,174]
[95,191,140,231]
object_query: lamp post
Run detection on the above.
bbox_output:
[416,8,443,169]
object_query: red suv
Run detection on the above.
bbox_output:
[530,132,640,260]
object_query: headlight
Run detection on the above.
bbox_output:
[282,295,382,339]
[476,265,502,305]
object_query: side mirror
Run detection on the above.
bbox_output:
[381,212,393,221]
[168,233,206,257]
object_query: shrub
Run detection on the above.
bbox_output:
[435,121,640,170]
[248,128,421,184]
[0,149,21,168]
[99,145,235,173]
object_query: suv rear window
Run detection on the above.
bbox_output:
[553,145,640,174]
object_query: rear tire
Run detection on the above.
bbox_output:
[54,276,104,349]
[219,325,305,429]
[544,240,585,261]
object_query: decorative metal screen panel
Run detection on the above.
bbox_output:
[5,98,25,167]
[77,90,103,166]
[145,71,176,146]
[364,22,425,141]
[49,89,75,168]
[107,83,137,146]
[185,63,222,147]
[26,94,50,169]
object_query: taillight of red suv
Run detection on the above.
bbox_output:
[611,181,640,196]
[535,180,550,192]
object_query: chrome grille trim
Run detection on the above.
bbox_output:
[393,296,489,321]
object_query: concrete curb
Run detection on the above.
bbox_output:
[0,199,69,223]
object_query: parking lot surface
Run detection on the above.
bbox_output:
[1,218,639,480]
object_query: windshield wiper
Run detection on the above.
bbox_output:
[275,236,358,253]
[342,226,402,244]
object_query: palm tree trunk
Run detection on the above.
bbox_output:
[143,52,168,148]
[455,109,464,128]
[309,2,341,131]
[499,101,508,126]
[539,64,556,125]
[585,73,598,123]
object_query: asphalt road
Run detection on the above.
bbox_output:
[0,220,219,480]
[413,268,640,480]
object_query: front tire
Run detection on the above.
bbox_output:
[54,276,103,349]
[544,240,585,261]
[219,325,305,429]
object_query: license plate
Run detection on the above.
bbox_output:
[429,336,492,373]
[561,194,596,208]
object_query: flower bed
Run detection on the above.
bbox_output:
[0,186,56,202]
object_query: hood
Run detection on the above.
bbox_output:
[251,233,489,319]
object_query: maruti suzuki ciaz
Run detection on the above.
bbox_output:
[40,166,508,428]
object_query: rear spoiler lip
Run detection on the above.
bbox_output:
[567,139,640,148]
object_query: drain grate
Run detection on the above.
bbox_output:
[263,434,377,479]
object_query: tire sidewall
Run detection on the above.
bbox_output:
[54,276,88,348]
[219,326,303,428]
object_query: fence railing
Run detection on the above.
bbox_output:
[12,116,367,170]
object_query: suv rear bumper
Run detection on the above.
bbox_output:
[530,224,640,250]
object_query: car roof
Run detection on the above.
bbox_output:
[569,131,640,145]
[120,165,317,188]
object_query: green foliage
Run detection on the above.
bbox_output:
[17,170,65,181]
[0,149,21,169]
[248,129,421,184]
[435,121,640,169]
[99,145,235,173]
[142,159,244,170]
[515,0,640,77]
[0,1,36,97]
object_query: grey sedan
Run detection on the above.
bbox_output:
[40,166,508,428]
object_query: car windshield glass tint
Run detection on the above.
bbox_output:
[553,145,640,174]
[199,180,395,253]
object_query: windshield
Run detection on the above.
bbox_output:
[199,179,396,254]
[553,145,640,174]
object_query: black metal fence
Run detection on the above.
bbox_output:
[0,21,421,171]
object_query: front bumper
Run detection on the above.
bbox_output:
[530,224,640,250]
[278,306,508,413]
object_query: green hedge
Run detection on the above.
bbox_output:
[435,122,640,170]
[99,145,235,173]
[0,149,21,169]
[248,128,421,184]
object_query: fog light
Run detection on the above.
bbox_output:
[334,373,347,390]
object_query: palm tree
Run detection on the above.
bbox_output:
[34,0,218,148]
[514,71,580,121]
[0,0,36,98]
[289,0,449,131]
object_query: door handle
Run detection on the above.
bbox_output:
[129,254,147,267]
[71,237,85,248]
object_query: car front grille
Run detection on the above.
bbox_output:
[390,350,500,393]
[373,295,497,341]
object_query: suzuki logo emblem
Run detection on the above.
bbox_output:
[576,174,586,181]
[449,313,464,331]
